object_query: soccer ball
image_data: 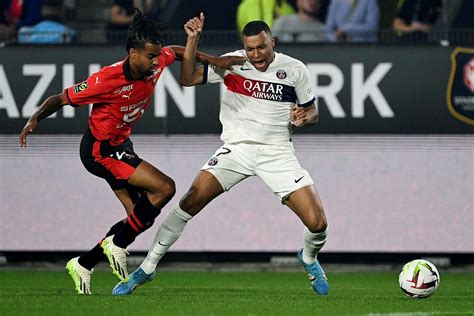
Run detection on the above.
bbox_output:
[399,259,440,298]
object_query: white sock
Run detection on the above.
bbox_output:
[140,204,193,274]
[302,227,327,265]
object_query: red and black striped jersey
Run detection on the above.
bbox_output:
[64,47,176,145]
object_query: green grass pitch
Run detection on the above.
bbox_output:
[0,270,473,315]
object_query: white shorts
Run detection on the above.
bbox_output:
[201,142,314,201]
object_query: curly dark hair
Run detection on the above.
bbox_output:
[126,8,165,52]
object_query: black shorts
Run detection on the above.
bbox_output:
[80,128,143,190]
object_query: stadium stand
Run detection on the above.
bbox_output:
[0,0,473,45]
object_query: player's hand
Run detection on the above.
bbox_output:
[290,104,308,127]
[19,118,38,147]
[210,55,246,70]
[184,12,205,38]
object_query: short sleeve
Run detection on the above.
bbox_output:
[161,47,176,66]
[64,72,109,107]
[206,64,227,84]
[205,50,243,84]
[294,63,315,107]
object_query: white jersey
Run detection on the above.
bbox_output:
[205,50,316,145]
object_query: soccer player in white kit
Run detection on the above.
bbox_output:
[113,14,330,296]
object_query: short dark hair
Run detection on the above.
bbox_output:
[242,20,272,37]
[126,8,165,52]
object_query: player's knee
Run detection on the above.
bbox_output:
[306,216,328,233]
[179,188,198,211]
[160,177,176,201]
[180,185,207,213]
[149,177,175,206]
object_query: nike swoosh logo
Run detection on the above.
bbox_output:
[158,241,171,246]
[294,176,305,183]
[240,67,252,71]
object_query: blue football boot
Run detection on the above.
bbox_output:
[297,249,329,295]
[112,267,156,295]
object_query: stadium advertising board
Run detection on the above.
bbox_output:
[0,45,472,253]
[1,134,472,253]
[0,45,472,134]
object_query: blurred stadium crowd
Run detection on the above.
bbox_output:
[0,0,473,45]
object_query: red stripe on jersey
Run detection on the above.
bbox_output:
[92,140,136,180]
[65,51,175,146]
[223,73,297,103]
[223,74,253,97]
[92,140,102,161]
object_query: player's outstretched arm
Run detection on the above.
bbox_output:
[175,13,246,86]
[205,54,246,71]
[290,103,319,127]
[179,13,206,86]
[19,93,68,147]
[168,45,245,71]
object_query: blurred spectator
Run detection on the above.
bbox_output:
[146,0,181,27]
[450,0,474,28]
[316,0,330,23]
[0,1,9,25]
[325,0,380,43]
[377,0,398,30]
[392,0,442,42]
[1,0,44,41]
[0,0,12,41]
[143,0,155,15]
[18,0,76,44]
[147,0,240,31]
[62,0,76,20]
[9,0,43,30]
[236,0,295,33]
[106,0,139,44]
[272,0,325,42]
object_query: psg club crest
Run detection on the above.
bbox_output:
[276,69,287,79]
[446,47,474,125]
[207,157,218,166]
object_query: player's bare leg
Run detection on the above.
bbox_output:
[285,185,329,295]
[285,185,327,233]
[113,187,136,216]
[179,170,225,215]
[113,170,224,295]
[127,160,176,209]
[103,160,176,281]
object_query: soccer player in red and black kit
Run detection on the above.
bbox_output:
[19,9,244,295]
